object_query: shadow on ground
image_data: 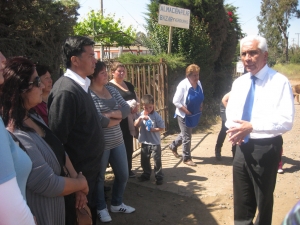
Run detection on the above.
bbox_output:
[282,156,300,173]
[102,179,220,225]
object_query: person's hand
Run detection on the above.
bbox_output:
[199,103,203,112]
[102,112,111,118]
[103,111,120,119]
[142,115,149,120]
[75,191,88,209]
[77,172,89,195]
[131,106,138,114]
[227,120,253,145]
[113,118,122,124]
[186,110,192,115]
[34,216,38,225]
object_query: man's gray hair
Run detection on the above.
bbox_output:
[240,36,268,55]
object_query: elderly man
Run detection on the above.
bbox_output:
[226,36,294,225]
[48,36,105,225]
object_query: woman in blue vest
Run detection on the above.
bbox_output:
[169,64,204,166]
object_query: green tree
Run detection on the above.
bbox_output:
[257,0,300,63]
[74,10,136,47]
[0,0,79,79]
[144,0,243,98]
[289,46,300,63]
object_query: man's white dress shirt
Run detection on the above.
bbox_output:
[226,64,294,139]
[64,69,91,93]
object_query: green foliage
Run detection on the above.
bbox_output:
[289,47,300,64]
[0,0,79,80]
[144,0,243,99]
[74,11,136,47]
[258,0,300,62]
[273,63,300,79]
[116,53,187,70]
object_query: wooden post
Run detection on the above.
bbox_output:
[100,0,105,60]
[167,26,173,54]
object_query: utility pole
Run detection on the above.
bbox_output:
[291,38,295,47]
[296,33,300,47]
[167,26,173,54]
[100,0,105,60]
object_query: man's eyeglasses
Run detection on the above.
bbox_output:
[28,76,41,88]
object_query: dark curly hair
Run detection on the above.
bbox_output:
[0,56,35,131]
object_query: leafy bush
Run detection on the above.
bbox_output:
[273,63,300,79]
[289,47,300,64]
[116,53,187,70]
[0,0,79,80]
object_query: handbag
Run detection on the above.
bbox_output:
[76,205,92,225]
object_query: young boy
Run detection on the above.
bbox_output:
[134,94,165,185]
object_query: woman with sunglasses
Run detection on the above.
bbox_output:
[0,57,89,225]
[0,53,36,224]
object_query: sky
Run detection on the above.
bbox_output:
[78,0,300,47]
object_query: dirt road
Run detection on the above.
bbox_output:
[103,89,300,225]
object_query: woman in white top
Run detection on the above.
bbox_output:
[169,64,204,166]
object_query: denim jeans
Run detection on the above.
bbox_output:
[140,144,163,181]
[96,143,129,210]
[170,116,193,161]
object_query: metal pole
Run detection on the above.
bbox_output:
[100,0,105,60]
[296,33,300,47]
[167,26,173,54]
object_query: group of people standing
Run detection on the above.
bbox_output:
[0,34,297,225]
[0,35,185,225]
[0,36,144,225]
[0,33,206,224]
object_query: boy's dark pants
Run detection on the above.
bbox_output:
[140,144,163,181]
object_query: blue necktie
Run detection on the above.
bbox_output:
[241,75,257,143]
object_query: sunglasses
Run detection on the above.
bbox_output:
[28,76,41,88]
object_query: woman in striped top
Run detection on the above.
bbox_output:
[89,61,135,223]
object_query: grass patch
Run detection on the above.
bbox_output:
[273,63,300,80]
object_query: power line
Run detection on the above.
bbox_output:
[79,0,90,8]
[115,0,144,28]
[241,14,259,25]
[291,38,295,46]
